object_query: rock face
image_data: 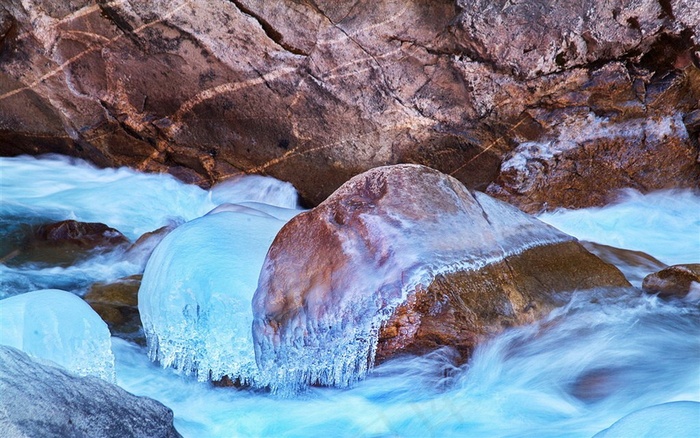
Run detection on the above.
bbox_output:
[642,264,700,298]
[252,165,630,391]
[1,0,697,209]
[0,345,181,438]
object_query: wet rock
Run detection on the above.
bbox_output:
[3,220,129,267]
[642,264,700,298]
[0,0,697,209]
[252,165,630,389]
[0,345,181,438]
[84,275,144,345]
[125,224,176,266]
[580,241,667,287]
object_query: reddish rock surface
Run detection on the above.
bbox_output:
[1,1,697,209]
[642,264,700,298]
[252,165,630,389]
[3,219,129,267]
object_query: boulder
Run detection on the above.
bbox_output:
[84,275,144,345]
[3,219,129,267]
[579,241,667,287]
[0,345,181,438]
[1,0,697,209]
[642,264,700,298]
[252,165,630,390]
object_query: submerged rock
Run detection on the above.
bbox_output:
[252,165,630,391]
[84,275,144,345]
[642,264,700,299]
[580,241,667,288]
[3,219,129,267]
[0,345,181,438]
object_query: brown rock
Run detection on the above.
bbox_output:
[3,219,129,267]
[1,1,697,208]
[580,241,667,286]
[84,274,144,345]
[252,165,630,389]
[642,264,700,298]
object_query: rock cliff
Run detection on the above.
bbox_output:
[1,0,698,209]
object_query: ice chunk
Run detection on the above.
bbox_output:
[139,209,293,383]
[0,289,115,381]
[594,401,700,437]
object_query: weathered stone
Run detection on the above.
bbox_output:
[252,165,630,389]
[0,345,181,438]
[642,264,700,298]
[0,0,697,209]
[3,219,129,267]
[84,274,144,345]
[580,241,667,287]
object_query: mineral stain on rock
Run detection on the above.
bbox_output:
[0,0,697,210]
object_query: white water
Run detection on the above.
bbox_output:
[1,155,699,437]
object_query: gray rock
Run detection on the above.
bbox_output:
[0,345,181,438]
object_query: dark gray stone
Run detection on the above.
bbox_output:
[0,345,181,438]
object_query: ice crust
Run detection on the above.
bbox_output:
[0,289,115,381]
[139,208,294,383]
[253,166,574,392]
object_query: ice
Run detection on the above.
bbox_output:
[252,166,575,391]
[139,208,296,383]
[594,401,700,437]
[0,289,115,381]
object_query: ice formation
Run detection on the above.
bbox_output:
[253,165,575,392]
[139,207,294,383]
[0,289,115,381]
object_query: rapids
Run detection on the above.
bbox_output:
[1,155,698,437]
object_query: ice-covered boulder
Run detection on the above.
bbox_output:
[0,289,115,381]
[0,345,181,438]
[594,401,700,437]
[252,165,630,391]
[139,206,294,384]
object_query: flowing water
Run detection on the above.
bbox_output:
[1,155,699,437]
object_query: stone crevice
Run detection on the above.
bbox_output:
[227,0,309,56]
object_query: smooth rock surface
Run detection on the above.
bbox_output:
[1,0,697,209]
[252,165,630,391]
[642,264,700,298]
[0,345,181,438]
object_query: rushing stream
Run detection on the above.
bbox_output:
[1,155,699,437]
